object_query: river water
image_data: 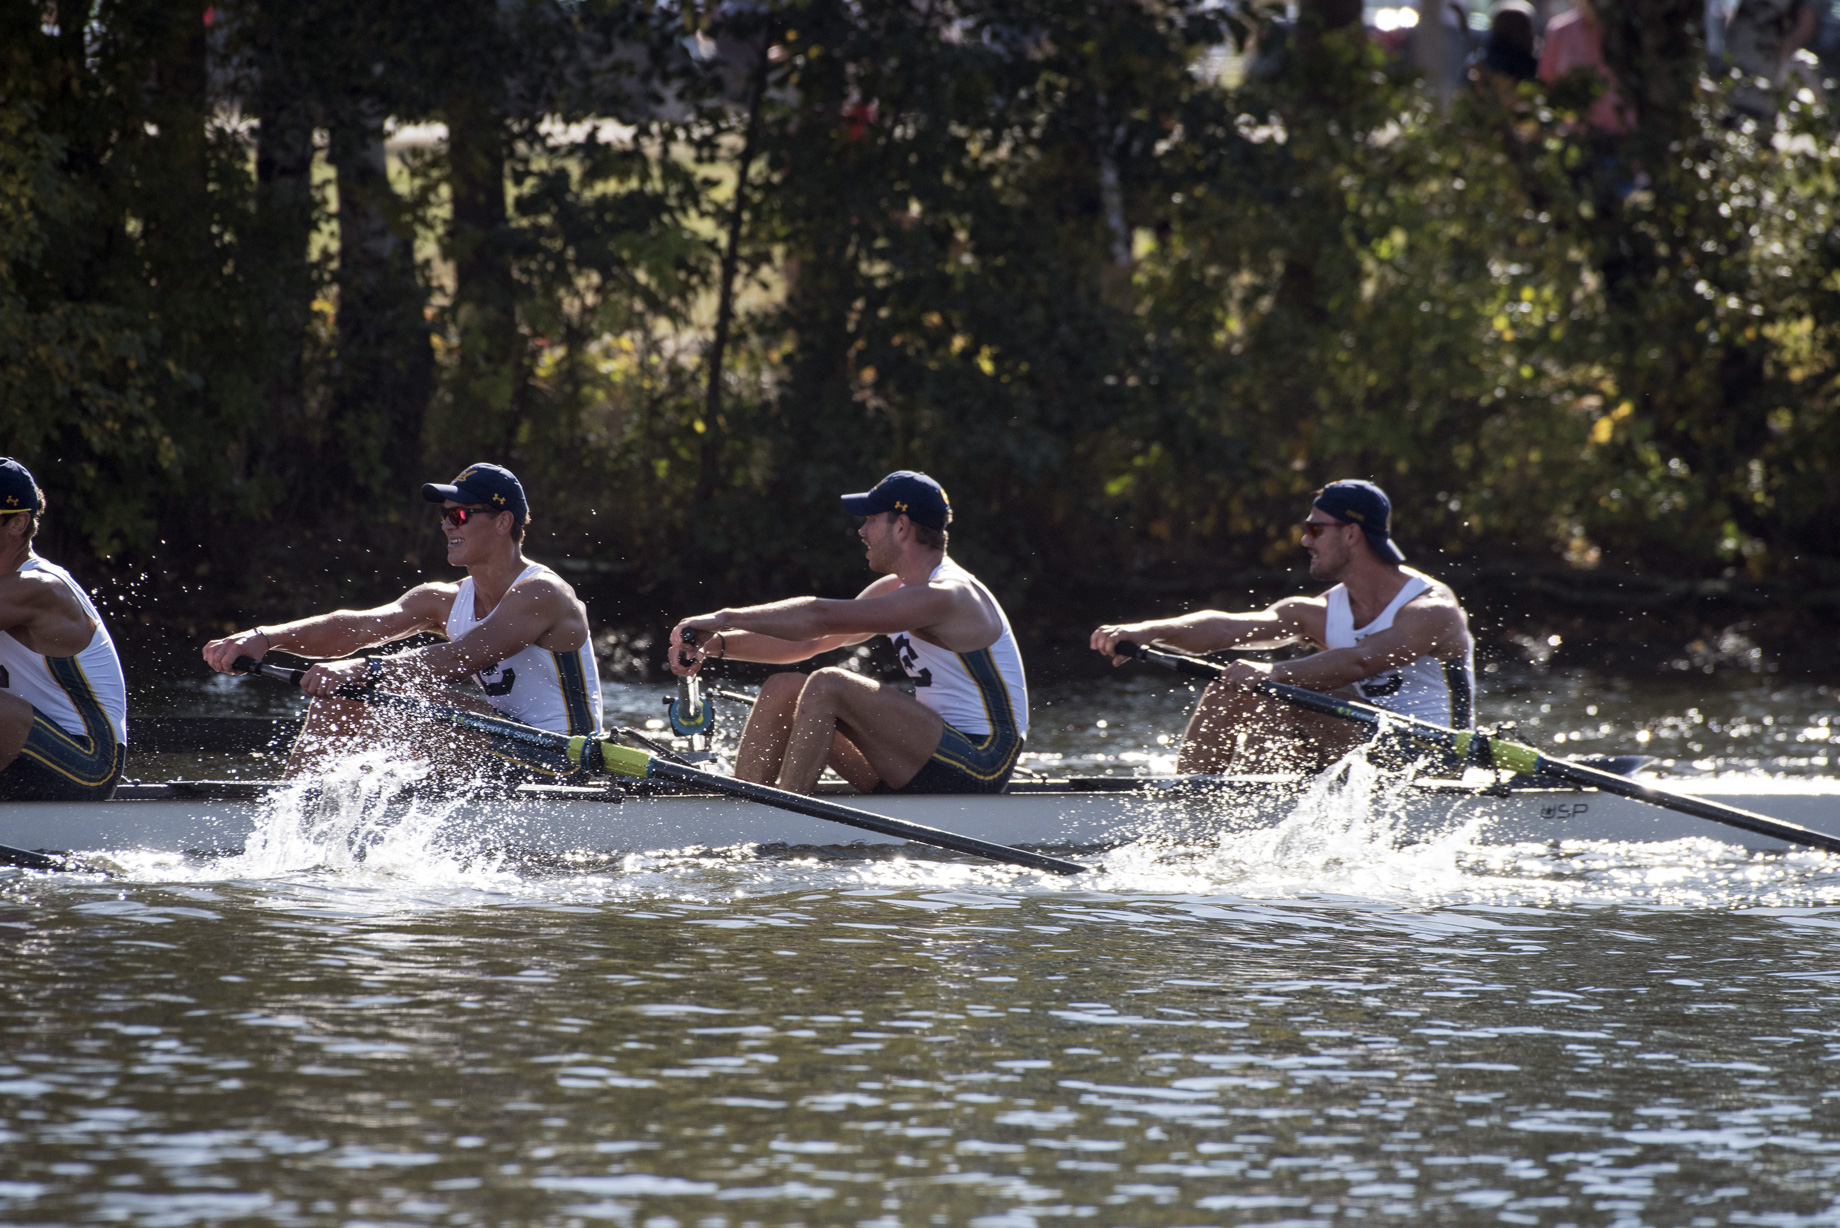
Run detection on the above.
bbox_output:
[6,665,1840,1226]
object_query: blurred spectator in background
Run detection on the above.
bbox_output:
[1728,0,1828,118]
[1409,0,1479,103]
[1538,0,1635,131]
[1471,0,1540,116]
[1707,0,1738,66]
[1482,1,1540,80]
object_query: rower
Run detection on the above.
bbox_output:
[0,459,129,800]
[1090,479,1475,775]
[670,470,1030,796]
[202,463,601,781]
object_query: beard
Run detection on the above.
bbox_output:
[1307,550,1346,583]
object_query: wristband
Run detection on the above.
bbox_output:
[254,627,273,654]
[713,633,727,660]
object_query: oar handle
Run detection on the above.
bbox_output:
[1112,640,1223,681]
[233,655,308,687]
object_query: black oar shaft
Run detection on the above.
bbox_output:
[234,657,1083,874]
[642,759,1084,875]
[1526,756,1840,852]
[0,842,69,872]
[1114,640,1840,856]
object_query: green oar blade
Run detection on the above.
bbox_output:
[1114,640,1840,856]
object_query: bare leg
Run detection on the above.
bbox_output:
[736,672,903,792]
[285,685,512,783]
[0,690,33,771]
[734,672,806,784]
[777,667,944,794]
[823,731,881,793]
[1176,681,1366,775]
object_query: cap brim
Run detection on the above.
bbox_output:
[1371,533,1407,563]
[840,492,878,516]
[421,483,465,504]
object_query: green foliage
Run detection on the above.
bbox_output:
[5,0,1840,645]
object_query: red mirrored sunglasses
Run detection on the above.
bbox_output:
[440,505,498,529]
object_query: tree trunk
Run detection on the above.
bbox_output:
[697,34,771,507]
[446,62,520,458]
[250,4,317,488]
[330,105,431,502]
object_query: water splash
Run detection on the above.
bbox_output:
[1085,748,1492,899]
[148,749,514,888]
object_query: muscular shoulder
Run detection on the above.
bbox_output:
[0,566,80,617]
[1404,573,1468,617]
[1397,576,1472,644]
[512,567,579,602]
[400,581,462,622]
[1273,594,1329,639]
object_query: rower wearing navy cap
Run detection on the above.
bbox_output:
[1090,479,1475,774]
[202,462,601,780]
[0,458,130,800]
[670,470,1030,796]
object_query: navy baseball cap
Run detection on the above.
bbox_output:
[0,458,43,516]
[841,470,952,532]
[421,462,528,522]
[1313,479,1406,562]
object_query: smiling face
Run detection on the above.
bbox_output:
[1302,511,1364,582]
[442,502,510,567]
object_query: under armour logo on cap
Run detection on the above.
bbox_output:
[839,471,953,533]
[420,462,529,522]
[0,459,43,516]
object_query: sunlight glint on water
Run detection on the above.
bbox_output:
[11,675,1840,1226]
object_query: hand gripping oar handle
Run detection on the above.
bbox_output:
[1112,641,1840,856]
[233,658,1085,874]
[568,739,1086,876]
[234,656,580,769]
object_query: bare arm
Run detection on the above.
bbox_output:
[1271,597,1469,691]
[1272,598,1465,691]
[1090,597,1320,663]
[398,579,571,682]
[669,576,915,674]
[201,584,455,674]
[0,572,98,657]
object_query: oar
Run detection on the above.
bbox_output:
[1114,640,1840,856]
[0,841,77,872]
[234,657,1085,875]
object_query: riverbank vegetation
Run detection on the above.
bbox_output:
[4,0,1839,674]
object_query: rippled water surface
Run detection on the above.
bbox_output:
[8,666,1840,1225]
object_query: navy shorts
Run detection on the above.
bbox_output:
[880,719,1023,796]
[0,701,125,801]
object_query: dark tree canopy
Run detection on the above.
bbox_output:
[4,0,1839,668]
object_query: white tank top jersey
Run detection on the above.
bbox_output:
[887,560,1030,739]
[444,564,603,736]
[1323,567,1475,729]
[0,556,129,744]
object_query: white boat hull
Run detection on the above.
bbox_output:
[4,776,1839,861]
